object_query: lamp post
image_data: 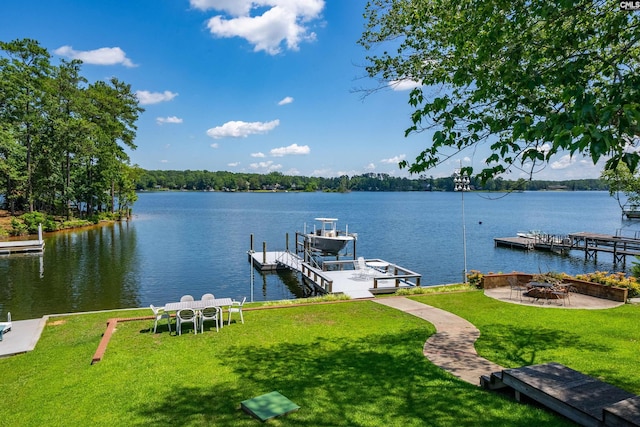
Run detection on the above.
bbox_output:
[454,167,470,284]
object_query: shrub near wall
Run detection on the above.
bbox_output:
[481,273,629,302]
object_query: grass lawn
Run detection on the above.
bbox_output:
[0,298,572,426]
[412,290,640,394]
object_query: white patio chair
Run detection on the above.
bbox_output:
[176,308,197,335]
[180,295,194,302]
[352,257,374,280]
[227,297,246,325]
[149,305,171,333]
[201,293,215,301]
[0,312,11,341]
[0,312,11,331]
[199,306,221,333]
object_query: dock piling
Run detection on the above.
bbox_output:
[262,242,267,264]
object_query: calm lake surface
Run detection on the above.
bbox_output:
[1,191,636,319]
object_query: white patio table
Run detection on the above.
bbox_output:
[164,298,233,312]
[164,298,233,330]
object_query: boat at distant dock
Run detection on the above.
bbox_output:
[303,218,356,255]
[516,230,544,239]
[623,209,640,219]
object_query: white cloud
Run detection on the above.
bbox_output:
[206,119,279,139]
[389,79,421,91]
[156,116,183,125]
[190,0,253,15]
[380,154,406,164]
[136,90,178,105]
[270,143,310,157]
[278,96,294,105]
[54,45,136,67]
[210,143,219,148]
[251,152,266,157]
[228,161,240,167]
[364,163,376,171]
[160,159,169,163]
[249,160,282,171]
[197,0,325,55]
[550,154,575,170]
[285,168,300,175]
[311,168,332,177]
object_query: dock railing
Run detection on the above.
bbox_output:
[322,259,422,289]
[300,262,334,293]
[321,259,357,271]
[275,251,302,271]
[372,262,422,289]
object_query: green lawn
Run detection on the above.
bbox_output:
[0,294,609,426]
[412,291,640,394]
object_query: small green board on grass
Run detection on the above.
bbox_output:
[241,391,300,422]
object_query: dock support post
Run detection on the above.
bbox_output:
[262,242,267,264]
[250,234,254,252]
[285,233,289,252]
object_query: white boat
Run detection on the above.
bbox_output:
[517,230,543,239]
[304,218,356,254]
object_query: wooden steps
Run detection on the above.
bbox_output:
[481,362,640,426]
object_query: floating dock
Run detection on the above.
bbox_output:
[0,225,45,255]
[0,240,45,254]
[495,231,640,265]
[248,250,422,299]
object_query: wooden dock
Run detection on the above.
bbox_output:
[0,224,45,255]
[484,362,640,426]
[495,231,640,265]
[0,240,45,254]
[248,250,422,299]
[569,231,640,264]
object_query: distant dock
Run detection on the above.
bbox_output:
[0,225,45,255]
[495,231,640,265]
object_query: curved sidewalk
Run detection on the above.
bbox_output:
[374,297,503,385]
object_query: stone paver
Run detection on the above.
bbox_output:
[374,297,503,385]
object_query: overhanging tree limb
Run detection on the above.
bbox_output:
[359,0,640,181]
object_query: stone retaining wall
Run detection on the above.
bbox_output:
[482,273,628,302]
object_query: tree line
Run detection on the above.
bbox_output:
[0,39,143,218]
[136,170,609,192]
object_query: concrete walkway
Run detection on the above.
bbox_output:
[0,317,47,358]
[374,297,504,385]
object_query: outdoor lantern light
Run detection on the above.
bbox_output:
[454,167,470,284]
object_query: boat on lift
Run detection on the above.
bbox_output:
[304,218,356,255]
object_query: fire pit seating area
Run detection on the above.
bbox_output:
[482,273,628,303]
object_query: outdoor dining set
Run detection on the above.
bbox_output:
[150,294,246,335]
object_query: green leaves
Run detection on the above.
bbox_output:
[0,38,142,217]
[360,0,640,181]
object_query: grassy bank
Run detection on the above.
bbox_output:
[0,296,574,426]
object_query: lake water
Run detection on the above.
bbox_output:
[1,191,636,319]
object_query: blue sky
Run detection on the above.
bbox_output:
[0,0,605,179]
